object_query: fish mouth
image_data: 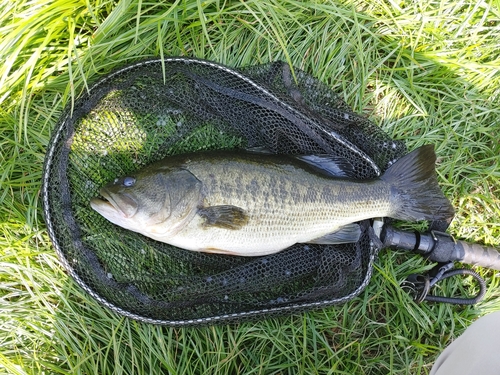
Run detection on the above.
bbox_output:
[90,189,138,218]
[90,195,115,212]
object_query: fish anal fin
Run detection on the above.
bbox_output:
[307,223,361,245]
[198,205,249,230]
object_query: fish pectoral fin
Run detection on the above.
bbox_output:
[198,205,249,230]
[307,223,361,245]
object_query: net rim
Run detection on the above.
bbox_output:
[42,57,377,326]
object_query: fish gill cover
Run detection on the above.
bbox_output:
[42,57,408,325]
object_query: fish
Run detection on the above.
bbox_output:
[90,145,454,256]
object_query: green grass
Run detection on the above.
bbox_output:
[1,0,500,374]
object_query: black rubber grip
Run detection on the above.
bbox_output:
[457,241,500,271]
[380,225,500,270]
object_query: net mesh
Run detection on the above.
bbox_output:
[42,58,407,325]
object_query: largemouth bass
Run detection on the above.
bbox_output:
[90,145,454,256]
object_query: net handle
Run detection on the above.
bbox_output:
[380,224,500,271]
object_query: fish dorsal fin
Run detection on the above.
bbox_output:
[198,205,249,230]
[246,147,356,178]
[296,154,357,178]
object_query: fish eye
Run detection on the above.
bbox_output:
[123,176,136,187]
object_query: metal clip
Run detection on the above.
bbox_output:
[402,262,486,305]
[402,273,430,304]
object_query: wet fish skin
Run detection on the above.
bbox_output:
[90,146,454,256]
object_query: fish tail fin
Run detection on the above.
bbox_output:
[381,145,455,222]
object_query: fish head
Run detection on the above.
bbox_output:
[90,173,167,231]
[90,168,202,237]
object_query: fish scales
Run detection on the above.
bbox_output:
[150,154,389,253]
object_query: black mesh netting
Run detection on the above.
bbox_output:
[42,57,407,325]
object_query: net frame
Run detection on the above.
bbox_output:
[42,57,406,326]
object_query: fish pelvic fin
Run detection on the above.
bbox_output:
[382,145,455,222]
